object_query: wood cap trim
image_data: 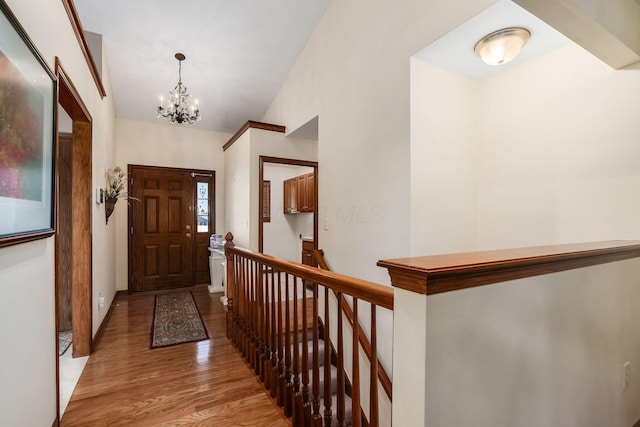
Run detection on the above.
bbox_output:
[60,0,107,98]
[377,240,640,295]
[223,120,286,151]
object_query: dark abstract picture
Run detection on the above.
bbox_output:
[0,49,44,201]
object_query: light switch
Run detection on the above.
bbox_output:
[96,187,104,204]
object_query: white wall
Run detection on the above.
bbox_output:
[263,164,314,261]
[114,119,229,290]
[426,259,640,426]
[224,132,252,248]
[0,0,117,425]
[410,58,478,256]
[476,43,640,248]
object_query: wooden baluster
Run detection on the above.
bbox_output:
[243,258,250,361]
[254,260,262,374]
[236,257,243,352]
[246,258,253,363]
[268,268,277,396]
[224,233,235,339]
[300,278,311,426]
[336,293,346,427]
[351,298,361,427]
[253,260,260,372]
[323,286,333,426]
[238,256,246,351]
[271,270,280,398]
[311,283,321,427]
[292,274,301,425]
[241,257,248,357]
[369,305,379,427]
[261,264,269,385]
[237,256,244,350]
[252,261,258,370]
[276,271,285,406]
[250,260,256,370]
[259,263,267,379]
[284,273,293,417]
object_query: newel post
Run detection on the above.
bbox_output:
[376,262,428,427]
[225,232,235,339]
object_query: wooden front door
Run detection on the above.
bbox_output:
[128,165,215,292]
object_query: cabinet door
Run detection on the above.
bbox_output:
[297,175,307,212]
[283,179,291,214]
[284,178,298,213]
[302,240,316,267]
[305,173,315,212]
[290,178,298,212]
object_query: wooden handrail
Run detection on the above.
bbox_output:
[227,244,394,310]
[312,249,393,401]
[378,240,640,295]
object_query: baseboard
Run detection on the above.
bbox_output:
[93,291,125,348]
[633,418,640,427]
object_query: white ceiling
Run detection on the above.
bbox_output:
[73,0,331,133]
[414,0,571,80]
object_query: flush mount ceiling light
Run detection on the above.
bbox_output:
[157,53,201,125]
[474,27,531,66]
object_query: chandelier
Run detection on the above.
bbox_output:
[157,53,201,124]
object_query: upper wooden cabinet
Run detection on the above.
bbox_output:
[284,172,315,214]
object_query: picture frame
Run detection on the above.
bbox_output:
[0,0,57,248]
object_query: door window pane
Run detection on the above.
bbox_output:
[197,182,208,199]
[197,199,208,215]
[196,182,209,233]
[197,215,209,232]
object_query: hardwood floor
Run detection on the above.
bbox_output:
[61,287,291,426]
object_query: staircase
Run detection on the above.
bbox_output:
[223,233,393,427]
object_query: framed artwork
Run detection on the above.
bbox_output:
[0,0,56,248]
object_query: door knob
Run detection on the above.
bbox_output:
[185,233,191,238]
[185,225,191,230]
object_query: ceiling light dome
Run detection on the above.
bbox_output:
[474,27,530,66]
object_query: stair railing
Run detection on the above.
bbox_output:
[312,249,393,404]
[224,233,393,427]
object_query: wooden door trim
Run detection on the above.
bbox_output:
[128,164,216,292]
[258,156,318,254]
[55,58,93,425]
[60,0,106,98]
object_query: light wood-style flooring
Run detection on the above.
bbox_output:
[61,287,291,426]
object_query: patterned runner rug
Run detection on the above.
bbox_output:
[151,291,209,349]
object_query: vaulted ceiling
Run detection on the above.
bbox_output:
[73,0,331,133]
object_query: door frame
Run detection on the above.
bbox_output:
[258,156,318,254]
[127,164,216,292]
[55,58,93,421]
